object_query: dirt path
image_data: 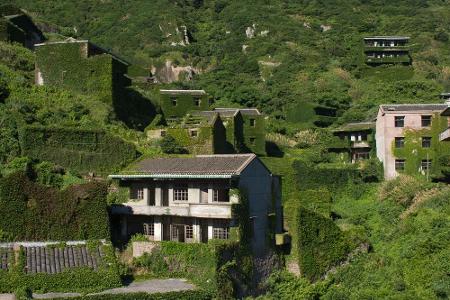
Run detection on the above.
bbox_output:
[32,279,195,299]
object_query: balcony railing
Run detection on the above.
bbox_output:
[111,203,233,219]
[366,56,411,64]
[364,46,409,52]
[440,128,450,141]
[351,141,370,148]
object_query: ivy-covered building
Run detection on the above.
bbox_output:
[109,154,283,255]
[332,122,375,163]
[375,104,450,179]
[439,105,450,142]
[147,112,227,154]
[0,5,44,49]
[364,36,411,65]
[159,89,210,121]
[34,38,131,104]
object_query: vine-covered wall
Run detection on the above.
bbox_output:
[0,172,110,241]
[392,113,450,180]
[35,42,128,104]
[19,126,137,174]
[241,114,266,155]
[160,92,209,119]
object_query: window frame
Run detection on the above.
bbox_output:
[173,187,188,201]
[395,137,405,148]
[421,137,431,148]
[421,115,432,127]
[143,222,154,237]
[135,187,144,200]
[185,225,194,239]
[249,137,256,145]
[394,116,405,128]
[249,118,256,127]
[213,227,230,240]
[421,159,432,171]
[395,159,405,171]
[190,130,198,137]
[194,97,201,107]
[171,97,177,106]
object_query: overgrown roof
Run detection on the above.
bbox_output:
[214,108,262,116]
[109,154,258,178]
[160,89,206,96]
[333,122,375,133]
[364,36,410,40]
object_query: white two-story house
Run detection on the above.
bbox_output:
[109,154,283,254]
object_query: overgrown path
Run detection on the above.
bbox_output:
[31,279,195,299]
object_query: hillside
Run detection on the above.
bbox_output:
[6,0,450,132]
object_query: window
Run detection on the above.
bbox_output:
[355,152,370,161]
[213,189,229,202]
[395,116,405,127]
[395,137,405,148]
[132,187,144,200]
[160,130,166,137]
[422,137,431,148]
[249,137,256,145]
[190,130,198,137]
[421,115,432,127]
[171,98,177,106]
[249,118,256,127]
[174,187,188,201]
[194,97,201,107]
[185,225,193,239]
[421,159,432,171]
[143,222,154,236]
[213,227,229,240]
[395,159,405,171]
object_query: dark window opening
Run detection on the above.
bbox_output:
[249,119,256,127]
[395,159,405,171]
[395,137,405,148]
[421,115,432,127]
[249,137,256,145]
[395,116,405,127]
[194,98,201,107]
[190,130,198,137]
[171,98,177,106]
[422,137,431,148]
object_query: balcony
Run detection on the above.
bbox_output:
[351,141,370,148]
[364,46,409,52]
[440,128,450,141]
[111,203,233,219]
[366,56,411,64]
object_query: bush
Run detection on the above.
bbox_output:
[378,175,430,207]
[50,290,212,300]
[159,135,187,154]
[297,207,350,281]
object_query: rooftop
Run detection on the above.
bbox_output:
[109,154,258,179]
[364,36,410,40]
[380,104,448,113]
[160,89,206,96]
[441,107,450,116]
[214,108,262,116]
[334,122,375,132]
[34,38,130,65]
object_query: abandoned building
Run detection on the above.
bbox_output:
[332,122,374,163]
[0,6,45,49]
[109,154,283,255]
[439,101,450,142]
[375,103,448,179]
[34,38,130,104]
[159,89,210,121]
[364,36,411,65]
[147,112,227,154]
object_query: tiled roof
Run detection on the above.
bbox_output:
[380,104,448,112]
[124,154,256,176]
[24,244,104,274]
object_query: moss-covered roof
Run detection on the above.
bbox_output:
[333,122,375,133]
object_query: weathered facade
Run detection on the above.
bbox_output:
[159,89,210,120]
[34,38,130,104]
[376,104,449,179]
[364,36,411,65]
[109,154,283,255]
[333,122,375,163]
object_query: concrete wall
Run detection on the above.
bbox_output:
[376,108,443,179]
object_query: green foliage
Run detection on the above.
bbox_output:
[50,290,212,300]
[133,241,217,293]
[0,171,110,241]
[19,126,137,174]
[159,135,188,154]
[296,207,350,282]
[160,92,209,119]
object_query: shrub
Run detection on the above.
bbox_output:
[0,171,110,241]
[159,135,187,154]
[378,175,430,207]
[297,207,350,281]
